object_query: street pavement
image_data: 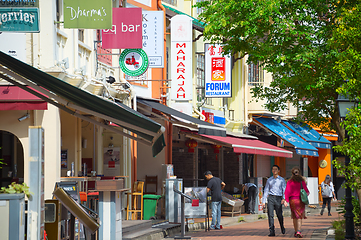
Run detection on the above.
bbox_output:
[186,210,340,240]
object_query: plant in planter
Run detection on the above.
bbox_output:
[0,182,32,198]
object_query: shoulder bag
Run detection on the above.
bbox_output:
[300,181,309,205]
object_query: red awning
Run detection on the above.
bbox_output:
[200,134,293,158]
[0,86,47,110]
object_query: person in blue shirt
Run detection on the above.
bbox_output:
[204,171,226,230]
[242,182,258,214]
[262,165,288,237]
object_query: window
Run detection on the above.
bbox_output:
[196,0,205,15]
[78,29,84,42]
[162,0,177,6]
[196,53,212,105]
[248,61,264,86]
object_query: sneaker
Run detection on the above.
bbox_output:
[328,213,332,216]
[294,232,297,237]
[268,232,275,237]
[281,226,285,234]
[320,209,324,215]
[296,231,303,238]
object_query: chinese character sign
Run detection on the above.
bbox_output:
[205,44,232,98]
[102,8,142,49]
[170,15,193,101]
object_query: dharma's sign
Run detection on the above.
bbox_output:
[63,0,112,29]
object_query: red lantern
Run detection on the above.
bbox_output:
[212,144,222,153]
[185,139,198,153]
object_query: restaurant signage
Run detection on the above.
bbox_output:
[102,7,142,49]
[63,0,112,29]
[142,10,164,68]
[205,43,232,98]
[0,8,39,32]
[170,15,193,101]
[0,0,38,8]
[119,49,149,77]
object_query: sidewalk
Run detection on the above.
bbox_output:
[186,210,341,240]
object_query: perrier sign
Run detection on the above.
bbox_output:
[0,8,39,32]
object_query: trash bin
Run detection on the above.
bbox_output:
[143,194,162,220]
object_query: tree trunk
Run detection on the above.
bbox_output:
[357,188,361,211]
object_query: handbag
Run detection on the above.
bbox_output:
[300,181,309,205]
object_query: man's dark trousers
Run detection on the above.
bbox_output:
[248,186,257,213]
[267,195,284,233]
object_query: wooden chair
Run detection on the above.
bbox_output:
[126,181,144,220]
[144,175,158,194]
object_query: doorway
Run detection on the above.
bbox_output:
[0,130,24,187]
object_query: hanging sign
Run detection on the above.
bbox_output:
[170,15,193,101]
[63,0,112,29]
[205,43,232,98]
[142,10,164,68]
[0,8,39,32]
[119,49,149,77]
[102,8,142,49]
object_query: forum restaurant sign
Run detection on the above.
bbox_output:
[63,0,112,29]
[0,0,39,32]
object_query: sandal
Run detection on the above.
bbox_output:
[296,231,303,238]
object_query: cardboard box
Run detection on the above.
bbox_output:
[95,179,124,191]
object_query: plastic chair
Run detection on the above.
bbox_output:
[126,181,144,220]
[144,175,158,194]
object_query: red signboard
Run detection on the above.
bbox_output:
[211,57,226,81]
[102,8,142,49]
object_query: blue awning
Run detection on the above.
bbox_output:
[282,121,331,149]
[255,118,319,157]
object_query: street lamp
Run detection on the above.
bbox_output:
[336,93,356,239]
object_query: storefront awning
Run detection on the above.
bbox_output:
[183,131,293,158]
[0,51,165,157]
[138,98,226,137]
[254,118,319,157]
[0,85,47,110]
[282,121,331,149]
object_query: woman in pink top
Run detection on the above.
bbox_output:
[285,167,310,238]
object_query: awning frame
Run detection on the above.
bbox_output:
[0,68,158,146]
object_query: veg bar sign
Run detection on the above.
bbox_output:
[0,8,39,32]
[63,0,112,29]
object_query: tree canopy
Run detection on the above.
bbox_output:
[195,0,360,139]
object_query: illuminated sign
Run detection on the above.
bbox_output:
[170,15,193,101]
[205,44,232,98]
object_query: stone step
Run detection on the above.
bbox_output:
[122,220,153,234]
[122,222,181,240]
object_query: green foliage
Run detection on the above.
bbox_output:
[238,216,245,222]
[0,182,32,198]
[336,196,361,226]
[332,219,345,240]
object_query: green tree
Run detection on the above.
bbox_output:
[195,0,361,204]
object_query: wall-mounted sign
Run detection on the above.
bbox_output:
[63,0,112,29]
[0,0,38,8]
[102,8,142,49]
[0,8,39,32]
[119,49,149,77]
[129,0,152,7]
[142,10,164,68]
[170,15,193,101]
[205,44,232,98]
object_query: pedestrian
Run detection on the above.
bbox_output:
[242,182,258,214]
[262,165,287,237]
[284,166,310,238]
[204,170,226,230]
[320,175,336,216]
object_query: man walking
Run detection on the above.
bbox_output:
[242,182,258,214]
[204,171,226,230]
[262,165,287,236]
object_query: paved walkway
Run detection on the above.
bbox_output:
[186,210,341,240]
